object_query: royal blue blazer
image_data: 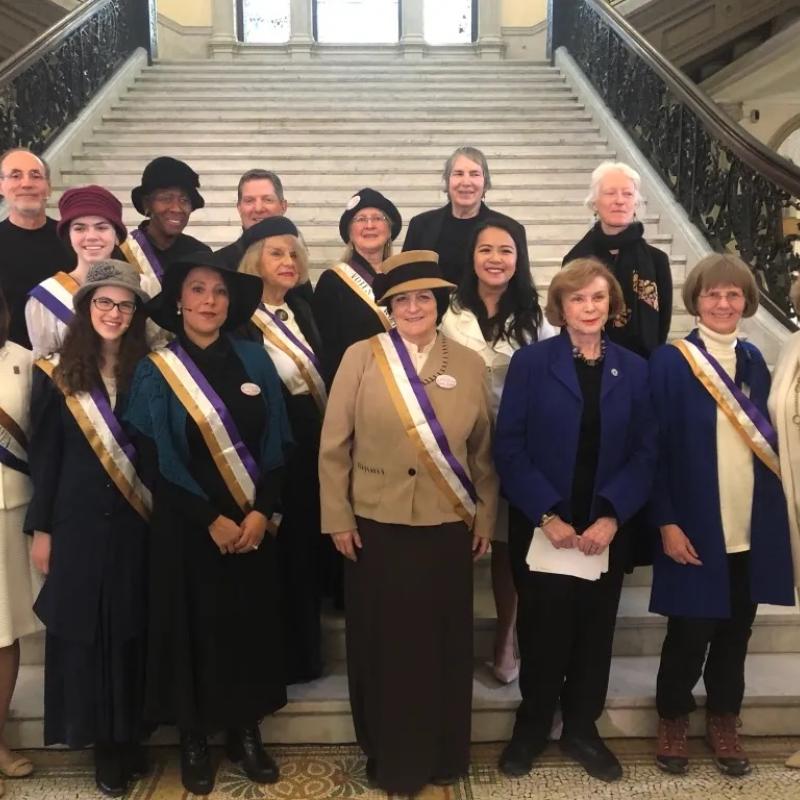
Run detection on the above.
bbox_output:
[494,331,657,565]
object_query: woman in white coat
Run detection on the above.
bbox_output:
[441,216,557,682]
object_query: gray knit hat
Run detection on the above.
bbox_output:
[72,259,150,308]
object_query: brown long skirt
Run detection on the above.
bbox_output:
[345,516,473,795]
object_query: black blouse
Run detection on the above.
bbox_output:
[570,358,603,530]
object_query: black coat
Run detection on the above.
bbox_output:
[403,202,528,284]
[25,369,148,645]
[562,228,673,356]
[312,254,389,386]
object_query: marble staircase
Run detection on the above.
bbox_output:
[13,56,799,747]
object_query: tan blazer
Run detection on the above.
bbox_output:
[319,332,498,539]
[0,341,33,510]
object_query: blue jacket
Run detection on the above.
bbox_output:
[494,332,657,564]
[648,331,795,617]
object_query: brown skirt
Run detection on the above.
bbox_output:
[345,516,473,795]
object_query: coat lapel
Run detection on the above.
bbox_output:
[548,332,582,400]
[287,293,324,359]
[419,334,446,384]
[600,340,624,401]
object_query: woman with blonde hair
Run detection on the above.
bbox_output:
[237,216,325,683]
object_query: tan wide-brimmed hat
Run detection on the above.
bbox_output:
[373,250,455,306]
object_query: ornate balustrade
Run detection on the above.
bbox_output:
[0,0,153,153]
[550,0,800,321]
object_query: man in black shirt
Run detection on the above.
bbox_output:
[0,148,75,348]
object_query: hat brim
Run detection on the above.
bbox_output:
[73,279,150,309]
[146,258,262,334]
[131,185,205,216]
[376,277,455,305]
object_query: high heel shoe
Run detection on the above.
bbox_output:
[489,655,520,684]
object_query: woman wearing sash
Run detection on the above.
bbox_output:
[0,288,43,788]
[25,260,151,797]
[319,250,498,796]
[312,188,402,385]
[237,215,326,683]
[124,250,291,796]
[562,161,672,358]
[25,185,129,358]
[442,217,558,686]
[494,258,657,783]
[767,277,800,770]
[650,253,794,777]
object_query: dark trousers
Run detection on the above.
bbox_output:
[509,519,625,743]
[656,552,757,719]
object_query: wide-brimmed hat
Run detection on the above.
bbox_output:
[338,188,402,243]
[146,249,261,334]
[131,156,205,216]
[57,185,127,242]
[73,259,149,308]
[373,250,455,306]
[240,216,299,251]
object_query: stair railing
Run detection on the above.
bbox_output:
[0,0,154,155]
[549,0,800,324]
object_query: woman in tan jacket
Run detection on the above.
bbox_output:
[319,250,498,796]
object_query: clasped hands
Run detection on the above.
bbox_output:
[209,511,274,555]
[541,515,617,556]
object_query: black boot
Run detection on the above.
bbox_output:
[94,742,127,797]
[226,725,279,784]
[123,742,149,782]
[179,730,214,795]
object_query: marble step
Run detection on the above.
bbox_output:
[147,60,556,73]
[9,653,800,747]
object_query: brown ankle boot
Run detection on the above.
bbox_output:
[706,713,751,776]
[656,716,689,774]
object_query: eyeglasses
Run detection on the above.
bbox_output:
[353,214,388,226]
[92,297,136,315]
[698,290,745,304]
[150,191,191,208]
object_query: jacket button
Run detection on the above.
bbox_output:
[408,468,416,476]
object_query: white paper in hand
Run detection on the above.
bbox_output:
[525,527,609,581]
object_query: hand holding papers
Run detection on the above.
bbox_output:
[526,527,609,581]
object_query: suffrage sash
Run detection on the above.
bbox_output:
[332,262,392,331]
[28,271,79,325]
[251,305,327,413]
[370,328,477,525]
[35,357,152,520]
[673,338,781,477]
[120,229,164,290]
[0,405,28,475]
[148,341,261,512]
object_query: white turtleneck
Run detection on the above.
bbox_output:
[698,322,752,553]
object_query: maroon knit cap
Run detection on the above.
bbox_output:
[57,185,127,242]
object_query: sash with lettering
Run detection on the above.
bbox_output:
[35,356,152,519]
[148,340,262,513]
[673,337,781,477]
[332,261,392,331]
[27,271,79,325]
[250,304,327,412]
[120,228,164,291]
[370,328,477,525]
[0,404,28,475]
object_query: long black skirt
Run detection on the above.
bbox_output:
[44,589,145,748]
[345,516,473,795]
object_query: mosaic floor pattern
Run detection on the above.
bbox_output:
[4,739,800,799]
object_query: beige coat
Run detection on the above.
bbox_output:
[0,341,33,511]
[319,332,498,539]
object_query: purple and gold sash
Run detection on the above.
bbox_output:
[251,305,327,412]
[120,229,164,290]
[28,271,79,325]
[148,341,261,513]
[370,329,477,525]
[673,338,780,477]
[0,405,28,475]
[332,262,392,331]
[35,356,152,520]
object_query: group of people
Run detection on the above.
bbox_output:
[0,141,798,799]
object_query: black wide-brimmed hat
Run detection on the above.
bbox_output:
[131,156,205,216]
[373,250,455,306]
[338,188,402,243]
[240,215,299,251]
[146,250,261,334]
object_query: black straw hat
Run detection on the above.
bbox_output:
[146,250,261,334]
[240,216,299,251]
[131,157,205,216]
[338,188,402,243]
